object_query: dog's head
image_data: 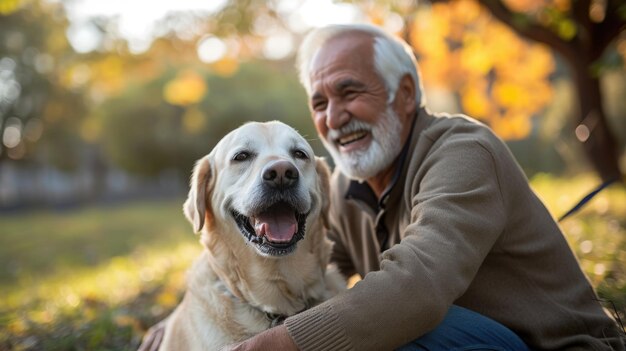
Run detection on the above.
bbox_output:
[183,121,330,258]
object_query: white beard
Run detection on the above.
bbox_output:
[322,106,403,181]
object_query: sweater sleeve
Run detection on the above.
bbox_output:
[286,139,507,350]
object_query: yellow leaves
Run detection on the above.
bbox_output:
[493,81,528,109]
[163,70,207,106]
[114,313,143,332]
[521,45,554,80]
[90,56,125,97]
[410,0,556,140]
[460,34,493,75]
[0,0,23,15]
[491,112,532,140]
[552,0,571,12]
[556,19,576,40]
[499,0,576,39]
[461,82,491,119]
[156,289,179,308]
[182,106,207,134]
[503,0,571,14]
[210,57,239,77]
[502,0,545,13]
[450,0,482,24]
[80,115,102,143]
[7,318,28,335]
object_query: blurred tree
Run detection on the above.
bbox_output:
[199,0,625,180]
[0,0,87,170]
[4,0,623,185]
[396,0,624,182]
[99,61,312,178]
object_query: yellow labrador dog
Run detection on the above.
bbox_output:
[154,121,345,350]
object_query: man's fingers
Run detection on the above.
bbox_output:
[218,341,245,351]
[137,320,166,351]
[148,327,164,351]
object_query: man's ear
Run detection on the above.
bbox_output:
[315,156,331,229]
[396,74,416,116]
[183,156,214,233]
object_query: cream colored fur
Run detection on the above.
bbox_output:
[158,121,345,351]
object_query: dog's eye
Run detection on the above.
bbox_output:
[233,151,251,162]
[292,149,309,160]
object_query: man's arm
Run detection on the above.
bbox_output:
[282,141,507,351]
[222,325,298,351]
[137,317,168,351]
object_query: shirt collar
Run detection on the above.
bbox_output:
[344,112,418,213]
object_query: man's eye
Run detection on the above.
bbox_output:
[292,149,309,160]
[345,91,358,99]
[233,151,251,162]
[312,101,327,111]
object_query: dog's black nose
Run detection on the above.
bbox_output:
[262,160,299,189]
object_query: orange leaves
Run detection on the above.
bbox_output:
[502,0,546,13]
[461,82,491,119]
[90,56,125,97]
[410,0,556,140]
[491,112,533,139]
[163,70,207,106]
[210,57,239,77]
[502,0,576,39]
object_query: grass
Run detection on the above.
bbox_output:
[531,174,626,324]
[0,200,201,350]
[0,174,624,350]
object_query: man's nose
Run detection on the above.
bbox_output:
[326,100,349,130]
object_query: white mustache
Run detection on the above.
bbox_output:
[326,119,373,143]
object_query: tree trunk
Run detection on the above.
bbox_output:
[442,0,626,182]
[570,56,622,182]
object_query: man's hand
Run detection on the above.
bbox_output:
[221,325,299,351]
[137,317,168,351]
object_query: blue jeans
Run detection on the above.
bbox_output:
[396,305,530,351]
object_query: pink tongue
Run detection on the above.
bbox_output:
[254,206,297,243]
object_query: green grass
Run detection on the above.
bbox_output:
[531,174,626,324]
[0,200,201,351]
[0,175,624,350]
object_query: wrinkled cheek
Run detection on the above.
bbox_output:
[313,115,328,140]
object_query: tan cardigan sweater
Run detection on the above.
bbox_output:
[285,109,625,350]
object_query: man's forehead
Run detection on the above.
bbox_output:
[310,33,375,74]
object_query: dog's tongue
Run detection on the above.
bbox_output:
[253,203,297,243]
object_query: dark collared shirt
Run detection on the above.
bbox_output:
[344,115,416,251]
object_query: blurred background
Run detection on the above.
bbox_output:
[0,0,624,349]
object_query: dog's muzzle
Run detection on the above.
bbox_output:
[231,203,307,257]
[231,160,309,257]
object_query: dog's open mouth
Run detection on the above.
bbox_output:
[231,202,307,257]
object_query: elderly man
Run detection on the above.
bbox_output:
[227,24,625,351]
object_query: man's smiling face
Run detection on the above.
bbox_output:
[308,33,404,181]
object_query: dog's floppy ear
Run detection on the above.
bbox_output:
[183,156,213,233]
[315,156,332,228]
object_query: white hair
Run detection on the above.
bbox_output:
[296,24,425,106]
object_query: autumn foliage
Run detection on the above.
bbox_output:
[409,0,556,139]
